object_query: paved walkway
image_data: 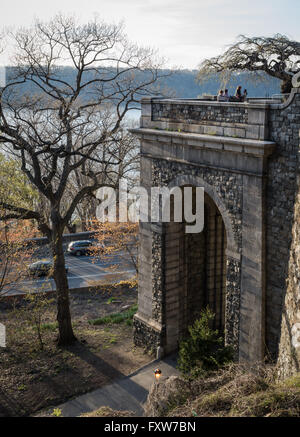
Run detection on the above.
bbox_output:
[55,355,179,417]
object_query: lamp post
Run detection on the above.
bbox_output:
[154,368,162,382]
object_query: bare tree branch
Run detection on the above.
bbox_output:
[198,34,300,94]
[0,14,166,345]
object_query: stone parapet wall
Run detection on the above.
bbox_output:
[141,97,270,140]
[152,100,249,125]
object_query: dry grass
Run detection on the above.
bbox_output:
[0,285,152,417]
[165,364,300,417]
[81,407,134,417]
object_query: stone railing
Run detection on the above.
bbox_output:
[140,97,281,141]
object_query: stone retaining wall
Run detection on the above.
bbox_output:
[267,92,300,374]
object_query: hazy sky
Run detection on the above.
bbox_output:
[0,0,299,68]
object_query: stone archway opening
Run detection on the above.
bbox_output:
[164,190,227,353]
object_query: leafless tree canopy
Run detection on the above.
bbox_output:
[0,15,166,345]
[198,34,300,93]
[67,119,140,231]
[0,15,165,232]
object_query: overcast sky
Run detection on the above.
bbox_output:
[0,0,299,69]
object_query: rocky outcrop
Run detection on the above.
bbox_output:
[143,376,192,417]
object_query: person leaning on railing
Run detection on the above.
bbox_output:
[228,86,247,102]
[217,90,227,102]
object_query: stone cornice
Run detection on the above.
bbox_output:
[134,312,163,333]
[130,127,276,157]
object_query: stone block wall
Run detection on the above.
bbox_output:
[146,98,269,140]
[276,177,300,377]
[266,93,300,363]
[131,89,300,374]
[205,207,226,333]
[164,221,184,353]
[143,158,246,357]
[152,101,248,125]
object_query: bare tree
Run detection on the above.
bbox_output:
[91,221,138,277]
[0,15,166,345]
[66,115,140,231]
[198,34,300,94]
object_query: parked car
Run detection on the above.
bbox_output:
[67,240,94,256]
[28,260,68,277]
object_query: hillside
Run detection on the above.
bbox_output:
[5,67,281,101]
[160,70,281,99]
[82,366,300,417]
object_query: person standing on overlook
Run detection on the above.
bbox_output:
[235,85,242,101]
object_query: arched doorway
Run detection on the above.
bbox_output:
[164,191,227,352]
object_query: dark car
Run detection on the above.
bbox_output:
[67,240,94,256]
[28,260,68,277]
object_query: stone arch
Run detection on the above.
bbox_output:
[163,176,229,352]
[168,173,239,257]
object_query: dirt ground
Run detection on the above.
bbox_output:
[0,284,153,417]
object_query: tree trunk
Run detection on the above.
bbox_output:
[66,222,76,234]
[51,221,76,346]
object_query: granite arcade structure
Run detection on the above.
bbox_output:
[131,79,300,376]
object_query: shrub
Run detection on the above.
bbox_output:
[11,292,55,350]
[52,408,62,417]
[178,308,233,379]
